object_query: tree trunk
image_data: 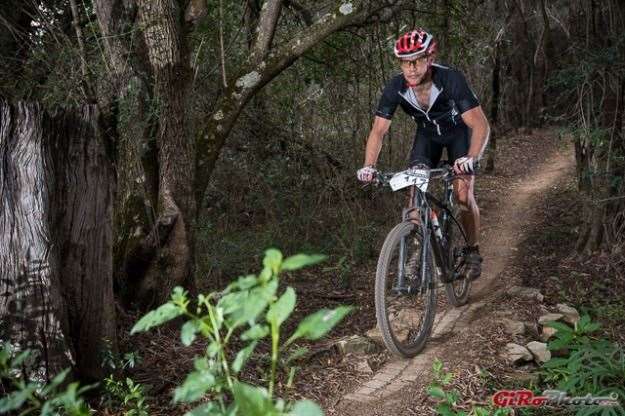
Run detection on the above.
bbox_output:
[486,34,502,173]
[0,100,116,381]
[94,0,196,309]
[133,0,196,307]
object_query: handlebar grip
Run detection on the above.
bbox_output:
[473,160,481,172]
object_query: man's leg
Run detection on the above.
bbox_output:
[452,175,480,245]
[453,175,483,279]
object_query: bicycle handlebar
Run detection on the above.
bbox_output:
[373,166,451,187]
[371,161,481,187]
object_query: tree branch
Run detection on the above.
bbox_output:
[184,0,207,24]
[194,0,407,206]
[69,0,94,100]
[250,0,283,61]
[284,0,313,26]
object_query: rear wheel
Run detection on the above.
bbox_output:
[375,221,436,357]
[443,207,471,306]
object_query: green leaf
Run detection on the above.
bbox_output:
[172,286,188,305]
[281,254,327,271]
[206,341,221,358]
[275,399,286,413]
[132,303,182,334]
[225,275,258,292]
[173,359,216,403]
[427,386,446,399]
[472,408,489,416]
[0,384,37,412]
[545,321,573,333]
[241,325,269,341]
[218,292,248,316]
[263,249,283,275]
[543,357,570,368]
[432,358,443,374]
[181,321,199,346]
[442,372,453,385]
[258,267,272,283]
[446,390,460,405]
[585,322,601,333]
[287,306,352,344]
[435,403,456,416]
[11,350,31,368]
[0,344,11,367]
[214,306,225,331]
[232,341,258,374]
[548,333,574,350]
[578,314,591,328]
[228,280,278,328]
[287,367,297,388]
[184,403,220,416]
[42,368,71,395]
[286,347,309,364]
[231,381,276,416]
[266,287,296,328]
[289,400,324,416]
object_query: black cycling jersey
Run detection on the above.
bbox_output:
[375,64,480,141]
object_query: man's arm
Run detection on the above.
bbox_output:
[461,106,490,160]
[363,116,392,166]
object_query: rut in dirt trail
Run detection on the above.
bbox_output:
[335,135,575,415]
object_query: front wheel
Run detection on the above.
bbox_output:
[375,221,436,358]
[443,207,472,306]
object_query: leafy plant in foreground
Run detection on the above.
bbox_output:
[103,376,150,416]
[540,316,625,416]
[427,358,511,416]
[0,344,92,415]
[131,249,352,416]
[101,346,149,415]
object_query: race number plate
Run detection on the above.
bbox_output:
[389,169,430,192]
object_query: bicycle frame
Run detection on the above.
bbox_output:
[395,169,468,291]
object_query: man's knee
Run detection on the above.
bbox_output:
[454,190,474,211]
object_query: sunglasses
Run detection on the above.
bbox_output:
[399,55,430,68]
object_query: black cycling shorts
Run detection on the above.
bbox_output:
[409,126,471,171]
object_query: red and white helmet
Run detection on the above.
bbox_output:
[394,29,437,60]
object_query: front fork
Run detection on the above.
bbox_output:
[394,187,433,294]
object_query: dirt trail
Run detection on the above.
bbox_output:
[335,136,576,415]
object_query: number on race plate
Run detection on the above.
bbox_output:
[389,169,430,192]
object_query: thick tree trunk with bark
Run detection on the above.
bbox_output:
[0,100,116,381]
[133,0,197,307]
[94,0,197,308]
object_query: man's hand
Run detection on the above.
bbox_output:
[453,156,475,175]
[357,165,377,182]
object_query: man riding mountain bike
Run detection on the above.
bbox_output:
[357,29,490,280]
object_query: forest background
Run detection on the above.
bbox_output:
[1,0,624,414]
